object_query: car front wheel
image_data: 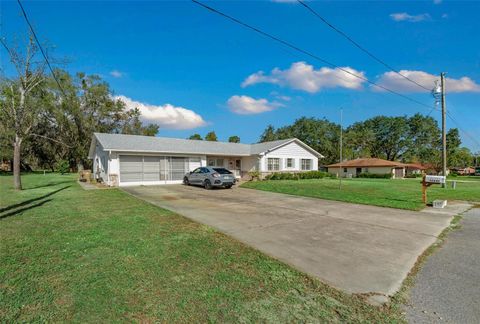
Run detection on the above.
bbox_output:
[225,185,232,189]
[204,179,212,190]
[183,177,190,185]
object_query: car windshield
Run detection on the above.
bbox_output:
[213,168,232,174]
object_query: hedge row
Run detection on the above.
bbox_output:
[356,172,392,179]
[265,171,331,181]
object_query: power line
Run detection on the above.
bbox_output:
[192,0,434,112]
[16,0,67,97]
[297,0,431,92]
[446,110,480,149]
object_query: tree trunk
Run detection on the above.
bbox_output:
[13,134,22,190]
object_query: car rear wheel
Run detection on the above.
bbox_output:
[204,179,212,190]
[183,177,190,185]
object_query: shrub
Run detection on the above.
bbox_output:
[265,171,330,181]
[265,172,298,181]
[248,171,261,181]
[56,160,70,175]
[357,172,392,179]
[298,171,329,179]
[405,173,423,178]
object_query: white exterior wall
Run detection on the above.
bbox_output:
[241,156,260,172]
[260,142,318,172]
[100,151,207,186]
[92,144,110,183]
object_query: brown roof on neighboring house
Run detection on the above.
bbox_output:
[327,158,405,168]
[404,163,428,170]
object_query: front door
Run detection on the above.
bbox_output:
[228,158,242,178]
[394,168,404,179]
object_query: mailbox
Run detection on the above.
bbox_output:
[425,175,446,184]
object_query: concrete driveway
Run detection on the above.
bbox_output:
[123,184,454,301]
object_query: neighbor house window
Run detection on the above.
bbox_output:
[301,159,312,171]
[267,158,280,171]
[286,158,294,168]
[343,168,347,173]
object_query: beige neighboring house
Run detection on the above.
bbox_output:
[327,158,407,179]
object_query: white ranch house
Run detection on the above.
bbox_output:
[88,133,323,186]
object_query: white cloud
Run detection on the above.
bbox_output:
[115,95,207,129]
[109,70,124,78]
[433,0,442,4]
[375,70,480,93]
[390,12,431,22]
[441,13,448,19]
[277,95,291,101]
[227,95,284,115]
[242,61,366,93]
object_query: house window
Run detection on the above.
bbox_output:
[343,167,347,173]
[267,158,280,171]
[208,158,224,167]
[301,159,312,171]
[286,158,294,168]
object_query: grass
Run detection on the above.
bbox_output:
[0,173,403,322]
[241,178,480,211]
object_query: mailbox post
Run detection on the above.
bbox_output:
[422,175,446,205]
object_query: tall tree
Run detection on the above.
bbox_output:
[446,128,463,167]
[259,125,276,142]
[259,117,340,164]
[205,131,218,142]
[188,133,203,140]
[0,35,47,190]
[228,135,240,143]
[404,114,441,163]
[120,107,159,136]
[449,147,473,168]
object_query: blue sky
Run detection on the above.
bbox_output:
[2,0,479,151]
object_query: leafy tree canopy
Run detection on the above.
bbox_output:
[205,131,218,142]
[228,135,240,143]
[188,134,203,140]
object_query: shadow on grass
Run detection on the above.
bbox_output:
[25,179,73,190]
[0,186,70,214]
[0,199,53,220]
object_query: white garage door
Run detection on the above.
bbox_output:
[119,155,143,182]
[119,155,193,184]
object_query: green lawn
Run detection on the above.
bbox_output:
[0,173,401,322]
[241,178,480,211]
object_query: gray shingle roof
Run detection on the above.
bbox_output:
[91,133,298,157]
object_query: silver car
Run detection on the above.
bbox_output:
[183,167,236,189]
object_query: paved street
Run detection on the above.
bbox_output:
[406,207,480,323]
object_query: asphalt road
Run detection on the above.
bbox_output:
[406,207,480,323]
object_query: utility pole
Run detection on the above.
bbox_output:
[339,108,343,190]
[441,72,447,188]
